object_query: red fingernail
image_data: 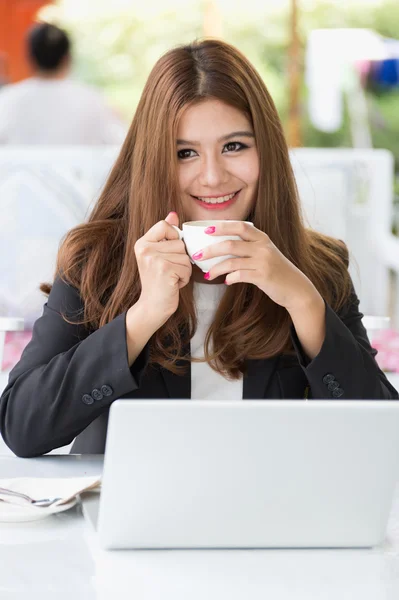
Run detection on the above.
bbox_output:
[204,226,216,234]
[168,211,177,216]
[204,272,210,280]
[192,251,203,260]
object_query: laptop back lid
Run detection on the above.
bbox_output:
[97,400,399,549]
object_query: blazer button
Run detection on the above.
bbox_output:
[82,394,94,405]
[332,387,344,398]
[92,388,104,401]
[327,380,340,392]
[323,374,335,385]
[101,384,113,397]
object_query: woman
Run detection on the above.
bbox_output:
[1,39,397,457]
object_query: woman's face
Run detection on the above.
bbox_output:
[177,98,259,222]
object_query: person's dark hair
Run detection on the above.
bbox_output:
[27,23,70,72]
[41,39,352,379]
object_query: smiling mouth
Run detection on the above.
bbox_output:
[191,190,241,205]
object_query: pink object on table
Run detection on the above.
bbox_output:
[2,331,33,372]
[371,329,399,374]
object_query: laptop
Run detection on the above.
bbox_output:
[80,399,399,550]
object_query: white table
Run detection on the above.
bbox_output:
[1,456,399,599]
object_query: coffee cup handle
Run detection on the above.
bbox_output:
[170,225,195,264]
[171,225,184,240]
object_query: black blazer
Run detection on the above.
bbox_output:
[0,277,397,457]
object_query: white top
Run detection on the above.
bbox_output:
[0,77,127,145]
[191,282,243,400]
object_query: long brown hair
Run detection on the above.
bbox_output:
[45,39,352,378]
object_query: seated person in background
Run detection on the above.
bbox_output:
[0,22,126,145]
[0,39,397,458]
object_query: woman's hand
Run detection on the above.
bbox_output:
[195,221,326,359]
[133,212,192,328]
[195,221,322,314]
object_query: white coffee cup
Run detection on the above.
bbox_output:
[172,220,254,273]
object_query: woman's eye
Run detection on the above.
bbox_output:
[177,142,248,159]
[177,149,196,160]
[223,141,247,153]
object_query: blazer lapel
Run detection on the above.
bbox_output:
[243,356,280,399]
[160,340,191,399]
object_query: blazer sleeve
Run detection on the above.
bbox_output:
[290,287,399,400]
[0,277,149,457]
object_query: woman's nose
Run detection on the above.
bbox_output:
[198,155,228,188]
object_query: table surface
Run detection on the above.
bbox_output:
[1,456,399,600]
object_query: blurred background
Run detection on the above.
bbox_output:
[1,0,399,382]
[7,0,396,163]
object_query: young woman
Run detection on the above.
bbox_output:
[1,39,397,457]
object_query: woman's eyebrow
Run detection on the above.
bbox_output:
[176,131,255,146]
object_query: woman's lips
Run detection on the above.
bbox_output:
[191,190,241,210]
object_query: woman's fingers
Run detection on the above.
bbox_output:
[157,253,192,268]
[204,221,260,242]
[143,219,180,243]
[192,239,253,261]
[156,239,187,254]
[164,211,180,228]
[175,264,192,288]
[137,248,191,270]
[206,257,256,280]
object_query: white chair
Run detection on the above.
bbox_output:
[0,145,119,329]
[290,148,395,320]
